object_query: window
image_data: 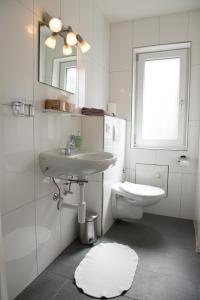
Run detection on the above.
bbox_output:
[132,43,191,150]
[65,67,77,94]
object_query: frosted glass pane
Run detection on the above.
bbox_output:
[66,68,77,94]
[142,58,180,140]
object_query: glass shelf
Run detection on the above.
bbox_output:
[43,109,82,117]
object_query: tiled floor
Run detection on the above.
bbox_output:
[16,214,200,300]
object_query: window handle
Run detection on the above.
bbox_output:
[179,99,185,112]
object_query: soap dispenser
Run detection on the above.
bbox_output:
[75,130,82,150]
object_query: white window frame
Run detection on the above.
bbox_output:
[131,42,191,150]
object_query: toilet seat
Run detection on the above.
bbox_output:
[119,181,165,198]
[112,181,165,207]
[112,181,165,220]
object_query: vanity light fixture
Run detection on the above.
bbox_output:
[44,33,57,49]
[76,34,91,53]
[43,13,91,54]
[63,42,73,56]
[49,17,62,33]
[66,26,78,46]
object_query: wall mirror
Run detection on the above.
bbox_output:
[38,23,77,94]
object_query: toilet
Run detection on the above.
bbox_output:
[112,181,165,220]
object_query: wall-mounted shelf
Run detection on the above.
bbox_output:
[43,109,83,117]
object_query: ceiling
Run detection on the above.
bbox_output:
[96,0,200,23]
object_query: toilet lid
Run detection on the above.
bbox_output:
[119,182,165,197]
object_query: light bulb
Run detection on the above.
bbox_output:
[76,34,91,53]
[63,43,72,56]
[79,40,91,53]
[66,31,77,46]
[45,34,57,49]
[49,17,62,33]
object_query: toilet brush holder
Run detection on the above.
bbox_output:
[79,212,98,245]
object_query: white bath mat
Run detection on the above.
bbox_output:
[74,242,138,298]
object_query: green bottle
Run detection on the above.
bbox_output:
[75,130,82,150]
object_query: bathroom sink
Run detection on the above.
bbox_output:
[39,149,117,179]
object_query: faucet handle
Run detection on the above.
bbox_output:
[70,134,75,141]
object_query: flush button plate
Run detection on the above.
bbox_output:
[135,163,169,197]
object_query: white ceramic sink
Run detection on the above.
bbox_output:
[39,149,117,179]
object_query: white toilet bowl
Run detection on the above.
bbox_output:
[112,181,165,220]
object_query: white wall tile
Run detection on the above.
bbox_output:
[187,8,200,66]
[2,202,37,300]
[191,44,200,66]
[187,121,200,173]
[84,59,108,109]
[135,164,169,193]
[145,173,182,218]
[189,10,200,44]
[84,181,103,236]
[195,174,200,221]
[61,0,79,32]
[103,19,110,72]
[0,211,8,300]
[79,1,96,62]
[110,71,132,119]
[92,4,106,68]
[189,66,200,121]
[60,206,78,251]
[110,21,132,72]
[103,178,114,234]
[79,0,94,48]
[36,195,61,274]
[181,174,196,219]
[155,150,181,173]
[127,148,157,170]
[34,0,60,18]
[0,107,34,215]
[159,13,188,44]
[188,10,200,65]
[126,168,136,183]
[16,0,33,12]
[60,184,79,251]
[34,112,63,199]
[132,17,159,47]
[155,121,200,175]
[0,0,33,105]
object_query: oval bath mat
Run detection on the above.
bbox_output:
[74,242,138,298]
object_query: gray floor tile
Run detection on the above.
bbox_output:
[53,279,133,300]
[16,213,200,300]
[46,241,91,279]
[106,216,198,260]
[105,220,165,249]
[126,267,199,300]
[15,272,66,300]
[137,249,200,285]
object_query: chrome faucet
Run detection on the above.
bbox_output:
[65,135,76,155]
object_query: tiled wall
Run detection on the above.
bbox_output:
[109,11,200,220]
[0,0,109,299]
[195,138,200,252]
